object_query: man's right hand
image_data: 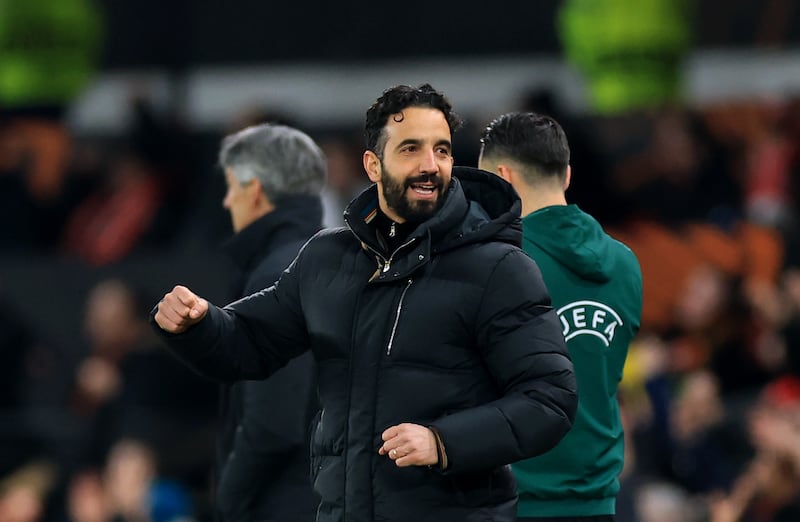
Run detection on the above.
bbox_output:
[154,285,209,333]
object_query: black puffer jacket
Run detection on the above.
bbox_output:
[215,195,321,521]
[154,167,577,522]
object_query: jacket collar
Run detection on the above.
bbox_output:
[343,177,465,255]
[222,194,323,272]
[342,167,520,282]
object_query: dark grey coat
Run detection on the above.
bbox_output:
[215,195,322,521]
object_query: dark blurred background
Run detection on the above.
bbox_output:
[94,0,796,66]
[2,1,800,521]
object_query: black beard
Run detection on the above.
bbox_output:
[382,171,446,223]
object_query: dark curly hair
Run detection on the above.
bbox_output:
[364,83,463,158]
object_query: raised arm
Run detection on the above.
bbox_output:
[150,252,311,382]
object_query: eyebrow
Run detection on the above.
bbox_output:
[394,138,452,151]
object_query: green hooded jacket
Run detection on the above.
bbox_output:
[514,204,642,517]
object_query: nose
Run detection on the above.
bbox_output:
[222,192,231,209]
[420,148,438,173]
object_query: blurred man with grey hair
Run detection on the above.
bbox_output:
[214,123,325,521]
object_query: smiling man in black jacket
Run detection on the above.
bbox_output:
[152,83,577,522]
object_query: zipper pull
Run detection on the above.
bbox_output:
[389,222,397,238]
[382,260,391,273]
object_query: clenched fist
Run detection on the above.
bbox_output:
[153,285,209,334]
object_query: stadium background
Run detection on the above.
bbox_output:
[1,1,800,520]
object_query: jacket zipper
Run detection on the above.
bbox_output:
[386,278,413,355]
[382,238,416,273]
[344,216,418,276]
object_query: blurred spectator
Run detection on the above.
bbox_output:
[0,0,104,253]
[708,376,800,522]
[668,370,745,494]
[59,146,165,265]
[745,125,793,230]
[0,299,52,478]
[634,480,703,522]
[213,123,324,521]
[185,104,305,247]
[316,127,370,228]
[671,266,778,395]
[598,104,785,334]
[0,460,57,522]
[67,278,217,516]
[0,116,75,251]
[67,439,194,522]
[62,148,163,266]
[620,352,751,521]
[59,96,193,265]
[602,106,742,227]
[67,469,106,522]
[105,439,193,522]
[781,234,800,375]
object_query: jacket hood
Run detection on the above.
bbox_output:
[523,204,613,283]
[343,166,522,255]
[451,166,522,249]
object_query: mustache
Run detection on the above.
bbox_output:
[404,173,443,187]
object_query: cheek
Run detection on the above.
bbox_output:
[439,170,452,187]
[223,186,239,206]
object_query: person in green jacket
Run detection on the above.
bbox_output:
[478,112,643,521]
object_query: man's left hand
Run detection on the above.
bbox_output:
[378,423,438,467]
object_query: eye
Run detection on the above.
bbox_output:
[436,146,451,156]
[401,144,418,153]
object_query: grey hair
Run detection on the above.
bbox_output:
[219,123,327,203]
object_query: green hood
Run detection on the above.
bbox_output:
[523,204,613,283]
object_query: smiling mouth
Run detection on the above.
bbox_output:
[406,173,441,197]
[409,182,437,196]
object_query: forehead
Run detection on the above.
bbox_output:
[383,106,451,145]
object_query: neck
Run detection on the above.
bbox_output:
[374,207,414,253]
[519,186,567,218]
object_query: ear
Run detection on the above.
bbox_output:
[563,165,572,191]
[246,178,265,205]
[363,150,381,183]
[495,164,514,185]
[249,179,275,213]
[247,178,262,200]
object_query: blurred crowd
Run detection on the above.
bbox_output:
[575,97,800,522]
